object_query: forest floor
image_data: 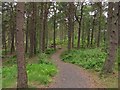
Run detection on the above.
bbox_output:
[47,48,105,88]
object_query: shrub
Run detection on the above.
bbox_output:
[61,48,107,72]
[2,63,57,88]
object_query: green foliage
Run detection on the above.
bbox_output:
[38,53,52,65]
[2,65,17,88]
[3,52,57,88]
[45,48,55,55]
[2,49,11,56]
[2,63,57,88]
[3,55,17,66]
[27,63,57,84]
[61,48,107,72]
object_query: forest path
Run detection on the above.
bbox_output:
[48,48,102,88]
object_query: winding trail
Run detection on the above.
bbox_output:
[48,48,102,88]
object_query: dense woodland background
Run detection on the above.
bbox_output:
[1,1,119,88]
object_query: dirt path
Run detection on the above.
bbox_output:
[48,48,103,88]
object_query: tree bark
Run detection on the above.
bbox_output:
[2,4,7,55]
[67,3,74,51]
[75,3,84,49]
[90,14,96,47]
[39,3,44,52]
[42,3,47,52]
[53,2,56,50]
[118,2,120,47]
[33,3,37,54]
[10,3,15,54]
[81,18,85,48]
[25,3,30,53]
[29,2,36,57]
[16,2,28,88]
[97,2,102,47]
[87,20,91,47]
[102,2,118,74]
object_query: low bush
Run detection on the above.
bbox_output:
[61,48,107,72]
[45,48,55,55]
[2,63,57,88]
[2,52,57,88]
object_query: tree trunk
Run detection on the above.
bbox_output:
[72,24,74,48]
[25,4,30,53]
[33,3,37,54]
[90,14,96,47]
[68,3,74,51]
[2,22,6,55]
[42,3,47,52]
[53,3,56,50]
[29,2,36,57]
[71,4,75,48]
[77,22,81,49]
[102,2,118,74]
[2,5,7,55]
[87,20,91,47]
[16,2,28,88]
[29,3,34,57]
[97,2,102,47]
[76,3,84,49]
[81,18,85,48]
[40,3,44,52]
[118,2,120,47]
[10,4,15,54]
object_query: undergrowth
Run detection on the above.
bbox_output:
[61,48,107,72]
[2,49,57,88]
[3,48,55,66]
[2,63,57,88]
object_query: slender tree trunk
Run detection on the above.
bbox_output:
[72,24,74,48]
[10,4,15,54]
[118,2,120,47]
[81,17,85,48]
[33,2,37,54]
[87,20,91,47]
[71,4,75,48]
[53,3,56,50]
[90,14,96,47]
[45,3,51,50]
[67,3,74,51]
[77,22,81,49]
[40,3,44,52]
[76,3,84,49]
[2,21,6,55]
[29,3,34,57]
[97,2,102,47]
[42,3,48,52]
[2,4,7,55]
[16,2,28,88]
[29,2,36,57]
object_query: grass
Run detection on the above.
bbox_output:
[2,63,57,88]
[2,48,57,88]
[61,48,107,72]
